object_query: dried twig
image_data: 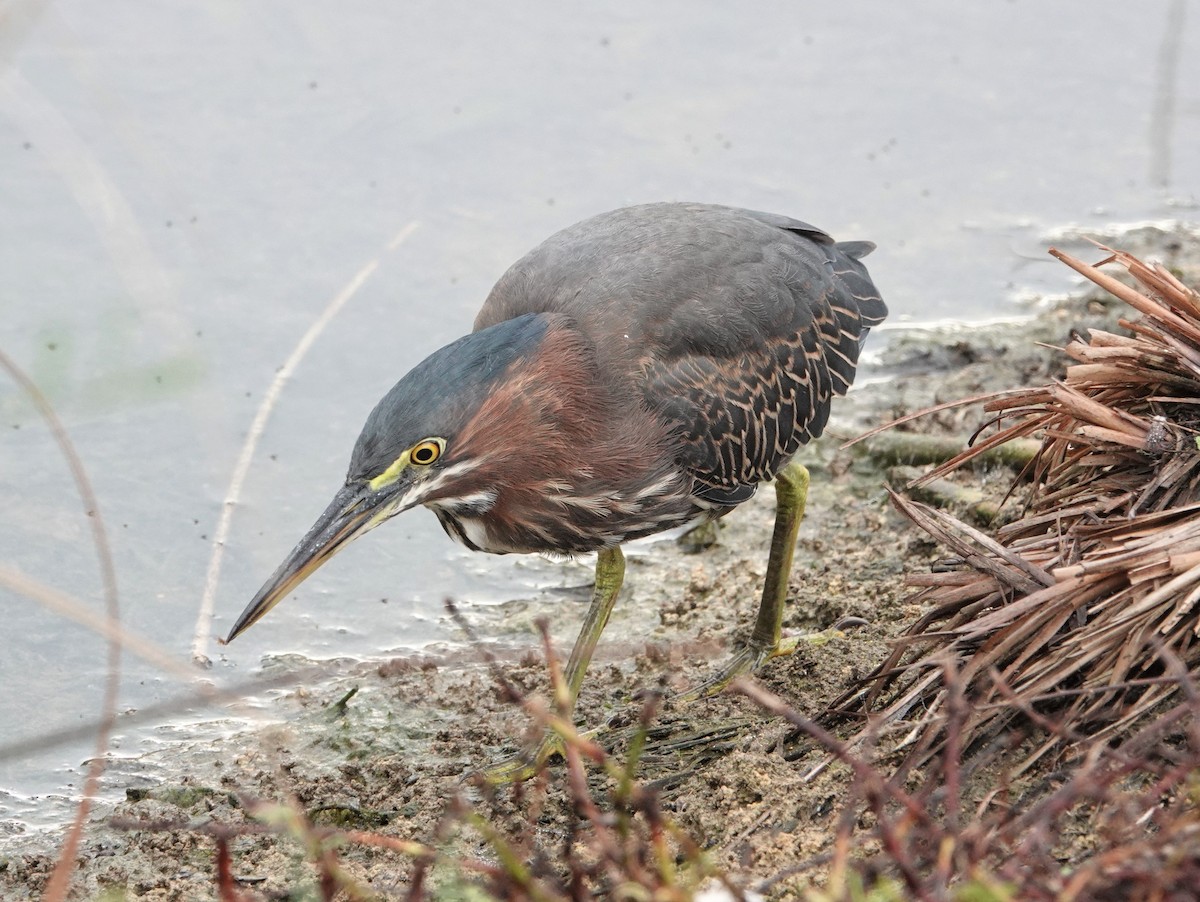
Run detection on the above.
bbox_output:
[194,222,419,663]
[0,349,121,902]
[832,245,1200,775]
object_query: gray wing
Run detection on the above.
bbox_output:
[475,202,887,500]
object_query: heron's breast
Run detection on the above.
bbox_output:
[430,506,520,554]
[429,475,705,555]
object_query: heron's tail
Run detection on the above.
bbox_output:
[835,239,876,260]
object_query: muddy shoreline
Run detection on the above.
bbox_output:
[4,224,1198,899]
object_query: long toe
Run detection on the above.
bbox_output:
[676,626,847,703]
[481,733,567,785]
[480,723,611,784]
[675,645,767,703]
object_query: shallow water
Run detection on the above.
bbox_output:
[1,0,1198,834]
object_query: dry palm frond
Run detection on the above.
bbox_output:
[834,246,1200,770]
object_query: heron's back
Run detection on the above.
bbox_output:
[476,202,886,501]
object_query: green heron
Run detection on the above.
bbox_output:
[226,202,885,775]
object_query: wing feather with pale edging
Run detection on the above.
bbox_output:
[642,222,885,503]
[473,203,886,504]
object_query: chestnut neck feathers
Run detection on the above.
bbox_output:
[429,314,696,553]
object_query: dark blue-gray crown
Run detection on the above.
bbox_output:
[348,313,548,480]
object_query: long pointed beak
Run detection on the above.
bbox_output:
[225,482,382,643]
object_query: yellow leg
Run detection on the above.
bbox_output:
[679,462,824,702]
[484,546,625,783]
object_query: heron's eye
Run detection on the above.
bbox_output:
[410,440,441,466]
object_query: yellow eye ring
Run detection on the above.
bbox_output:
[410,440,441,466]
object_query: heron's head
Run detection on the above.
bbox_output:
[224,313,557,642]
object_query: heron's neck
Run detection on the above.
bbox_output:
[428,318,695,553]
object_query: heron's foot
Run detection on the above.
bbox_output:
[676,627,844,703]
[481,732,566,785]
[480,724,605,785]
[677,519,720,554]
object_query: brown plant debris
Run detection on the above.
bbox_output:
[832,245,1200,773]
